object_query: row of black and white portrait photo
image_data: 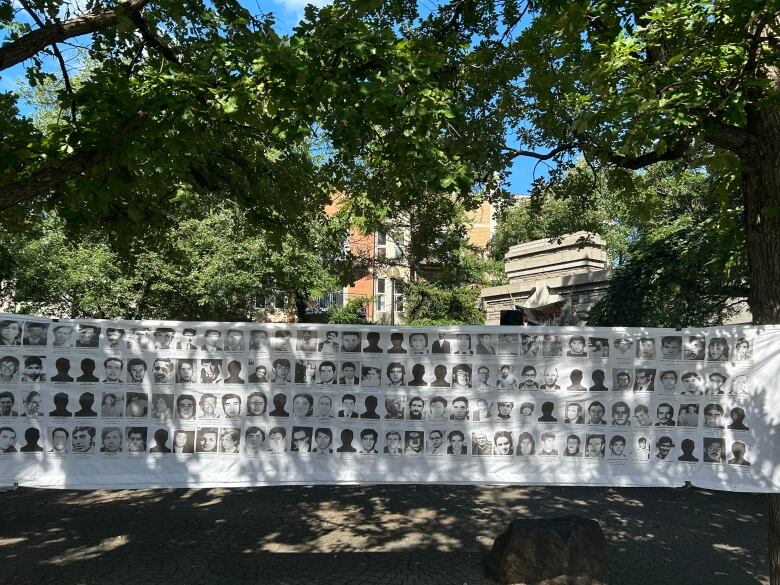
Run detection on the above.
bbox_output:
[0,423,753,468]
[0,318,754,364]
[0,354,752,398]
[0,387,751,428]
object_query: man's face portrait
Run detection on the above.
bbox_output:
[452,400,468,420]
[342,365,356,380]
[386,433,401,451]
[657,405,673,424]
[570,338,585,354]
[154,330,175,348]
[364,368,380,385]
[455,369,469,386]
[474,431,488,447]
[409,334,426,352]
[588,404,604,423]
[523,369,536,385]
[495,435,511,455]
[637,339,654,358]
[566,404,581,421]
[248,394,266,416]
[657,439,672,457]
[0,429,16,451]
[566,437,579,453]
[500,366,511,379]
[245,431,264,452]
[685,337,705,360]
[315,431,331,451]
[26,324,45,342]
[201,396,217,416]
[178,361,194,383]
[661,372,677,390]
[292,430,310,452]
[704,407,723,428]
[342,398,355,416]
[635,408,650,426]
[0,395,14,415]
[615,338,632,353]
[430,400,446,418]
[408,432,422,449]
[542,435,555,451]
[52,430,68,452]
[273,363,290,382]
[409,398,424,417]
[204,331,221,347]
[316,396,332,417]
[292,395,311,417]
[105,359,123,382]
[544,368,558,386]
[223,397,241,418]
[199,432,217,452]
[103,430,122,452]
[361,433,376,451]
[478,367,490,383]
[153,359,174,383]
[613,405,629,424]
[25,361,43,379]
[455,334,470,351]
[429,432,442,450]
[0,358,18,380]
[79,327,97,347]
[498,402,513,417]
[611,440,626,456]
[106,329,123,345]
[706,441,723,461]
[636,371,652,387]
[269,432,286,453]
[449,434,464,453]
[683,374,702,392]
[127,432,145,453]
[616,373,630,389]
[319,364,335,383]
[24,392,41,415]
[587,438,604,457]
[388,366,403,384]
[661,337,682,359]
[341,333,360,352]
[54,326,73,345]
[521,404,533,416]
[178,398,196,419]
[129,363,146,383]
[72,429,93,453]
[226,330,242,348]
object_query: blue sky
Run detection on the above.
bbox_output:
[1,0,545,195]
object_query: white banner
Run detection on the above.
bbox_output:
[0,314,778,492]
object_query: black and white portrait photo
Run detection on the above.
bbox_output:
[312,427,333,454]
[150,429,172,453]
[175,394,197,420]
[196,427,218,453]
[244,427,265,456]
[0,320,22,346]
[340,331,362,353]
[219,429,241,454]
[22,322,48,346]
[101,392,124,417]
[71,426,96,454]
[0,356,19,384]
[359,428,379,454]
[172,429,195,454]
[19,428,43,453]
[105,327,125,349]
[21,356,46,383]
[703,437,726,463]
[126,392,149,418]
[126,427,148,454]
[404,430,424,455]
[52,324,75,348]
[291,426,312,453]
[101,427,123,454]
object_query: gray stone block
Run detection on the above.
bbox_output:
[485,515,607,585]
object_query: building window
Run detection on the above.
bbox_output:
[375,231,387,259]
[375,278,386,311]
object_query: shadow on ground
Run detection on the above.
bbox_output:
[0,484,768,585]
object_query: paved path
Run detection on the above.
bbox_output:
[0,485,768,585]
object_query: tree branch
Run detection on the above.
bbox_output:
[19,0,77,122]
[0,112,148,210]
[0,0,149,72]
[126,8,181,66]
[702,120,755,155]
[503,143,574,161]
[608,139,690,170]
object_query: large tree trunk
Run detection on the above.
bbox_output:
[740,107,780,585]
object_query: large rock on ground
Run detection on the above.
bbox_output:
[484,515,607,585]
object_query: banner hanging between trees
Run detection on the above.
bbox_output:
[0,313,778,492]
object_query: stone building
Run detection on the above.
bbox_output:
[480,232,612,325]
